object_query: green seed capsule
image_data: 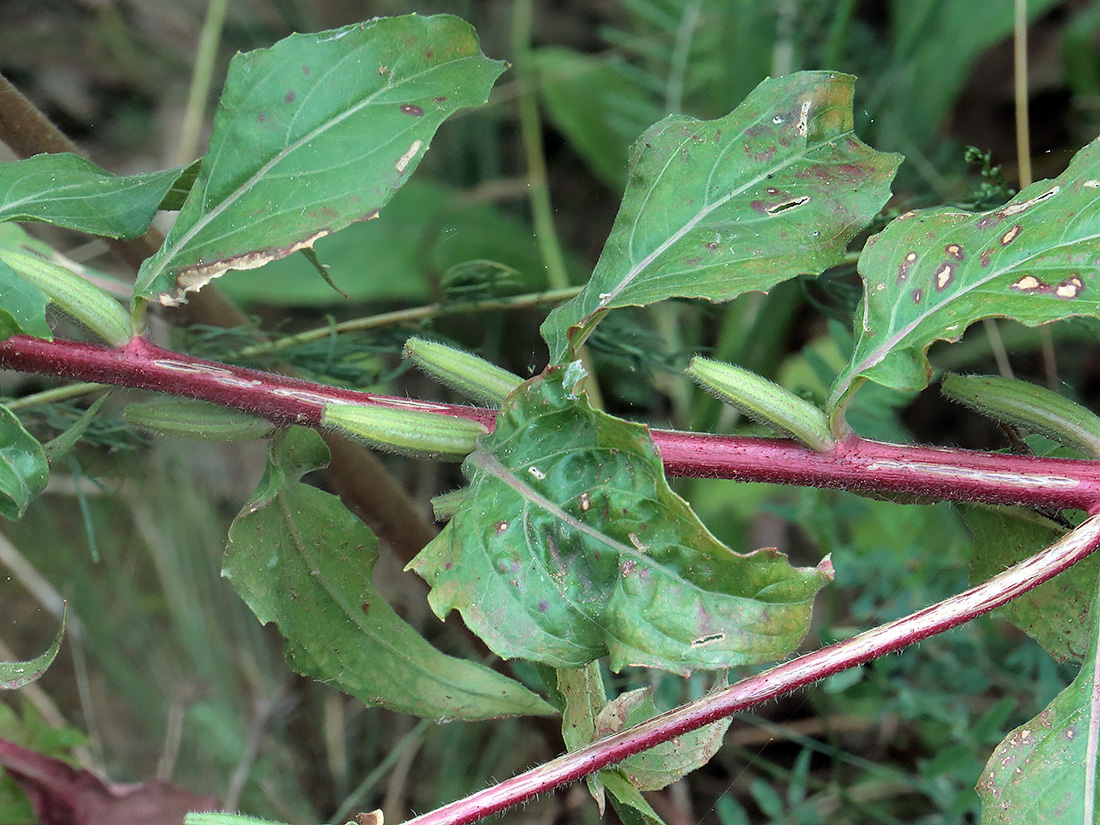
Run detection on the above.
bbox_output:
[125,400,275,441]
[0,248,131,346]
[942,373,1100,458]
[687,356,834,452]
[403,337,523,406]
[322,402,488,460]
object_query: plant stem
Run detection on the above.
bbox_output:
[398,512,1100,825]
[4,335,1100,513]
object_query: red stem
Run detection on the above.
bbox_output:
[400,512,1100,825]
[4,334,1100,512]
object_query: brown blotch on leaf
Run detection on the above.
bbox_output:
[1009,275,1044,293]
[1000,224,1022,246]
[1056,275,1085,299]
[400,104,425,116]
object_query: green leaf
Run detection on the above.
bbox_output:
[134,15,506,307]
[601,769,667,825]
[558,663,609,811]
[963,505,1098,663]
[0,255,51,342]
[977,573,1100,822]
[594,680,732,791]
[0,154,186,239]
[408,363,832,674]
[535,47,663,189]
[832,137,1100,406]
[224,427,555,721]
[42,395,109,463]
[540,71,901,363]
[0,405,49,520]
[0,610,64,689]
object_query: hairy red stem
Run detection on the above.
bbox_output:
[4,334,1100,512]
[399,512,1100,825]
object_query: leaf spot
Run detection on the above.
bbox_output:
[537,599,549,612]
[494,521,509,534]
[897,251,917,283]
[912,288,923,304]
[980,249,992,267]
[1000,224,1021,246]
[284,90,296,103]
[578,492,591,512]
[400,104,425,116]
[628,532,647,552]
[772,114,784,124]
[528,466,546,480]
[378,65,388,75]
[765,195,810,216]
[395,139,423,173]
[944,243,964,260]
[934,263,954,291]
[1086,180,1100,188]
[691,632,726,647]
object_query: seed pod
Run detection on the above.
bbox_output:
[942,373,1100,458]
[403,337,522,405]
[687,356,834,452]
[125,400,274,441]
[323,402,488,460]
[0,249,131,346]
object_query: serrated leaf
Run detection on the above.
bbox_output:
[408,363,832,675]
[977,574,1100,823]
[833,138,1100,405]
[0,255,51,342]
[0,610,63,689]
[134,14,506,306]
[963,506,1098,663]
[223,427,554,721]
[540,71,901,362]
[0,154,186,239]
[0,405,49,520]
[594,680,731,791]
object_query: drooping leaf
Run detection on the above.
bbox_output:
[0,154,187,240]
[0,406,49,520]
[594,680,732,791]
[964,505,1097,663]
[134,15,506,306]
[540,71,901,363]
[832,138,1100,407]
[409,363,832,674]
[977,574,1100,822]
[0,611,64,689]
[0,255,51,342]
[0,738,218,825]
[223,427,554,720]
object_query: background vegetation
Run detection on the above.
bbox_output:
[2,1,1100,822]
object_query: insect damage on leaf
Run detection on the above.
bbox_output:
[164,227,339,306]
